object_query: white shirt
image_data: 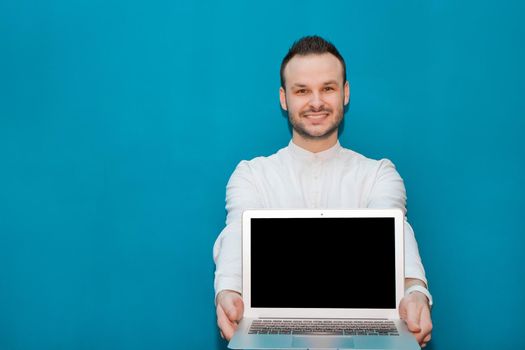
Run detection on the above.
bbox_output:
[213,140,427,297]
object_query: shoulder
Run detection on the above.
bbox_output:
[229,147,289,184]
[233,145,290,173]
[338,146,397,174]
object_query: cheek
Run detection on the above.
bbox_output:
[326,94,344,106]
[287,98,307,113]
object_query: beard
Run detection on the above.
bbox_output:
[288,105,344,140]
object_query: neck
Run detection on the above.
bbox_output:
[292,132,339,153]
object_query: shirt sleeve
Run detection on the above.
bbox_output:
[366,159,428,285]
[213,161,263,298]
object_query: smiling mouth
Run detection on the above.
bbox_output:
[304,113,329,120]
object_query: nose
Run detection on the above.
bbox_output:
[309,92,324,111]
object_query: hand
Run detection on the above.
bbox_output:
[399,292,433,348]
[216,290,244,341]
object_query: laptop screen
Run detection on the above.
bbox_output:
[250,217,396,309]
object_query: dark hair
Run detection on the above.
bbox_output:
[280,35,347,89]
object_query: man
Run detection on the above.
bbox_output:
[213,36,433,347]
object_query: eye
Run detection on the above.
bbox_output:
[296,89,309,95]
[323,86,335,92]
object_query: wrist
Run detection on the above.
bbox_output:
[215,289,241,305]
[405,285,433,308]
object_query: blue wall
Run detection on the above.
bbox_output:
[1,1,524,349]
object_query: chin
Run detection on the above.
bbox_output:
[304,129,336,139]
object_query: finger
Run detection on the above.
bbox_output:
[398,297,409,322]
[217,308,236,340]
[231,295,245,322]
[419,305,433,340]
[217,304,237,341]
[405,301,422,333]
[422,334,431,347]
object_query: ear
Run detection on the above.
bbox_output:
[279,87,288,111]
[344,81,350,106]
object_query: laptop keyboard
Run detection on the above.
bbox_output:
[248,319,399,336]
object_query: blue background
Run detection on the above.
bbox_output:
[1,1,524,349]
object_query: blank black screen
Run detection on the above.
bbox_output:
[250,217,396,308]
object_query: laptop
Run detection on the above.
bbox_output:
[228,208,420,350]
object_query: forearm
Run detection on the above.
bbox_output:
[213,226,243,299]
[366,161,427,284]
[405,277,427,290]
[214,161,262,299]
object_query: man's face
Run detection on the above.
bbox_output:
[280,53,350,141]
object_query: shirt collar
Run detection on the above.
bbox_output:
[288,139,342,162]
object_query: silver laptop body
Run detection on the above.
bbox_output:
[228,209,420,350]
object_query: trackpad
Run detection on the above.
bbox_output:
[292,336,355,348]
